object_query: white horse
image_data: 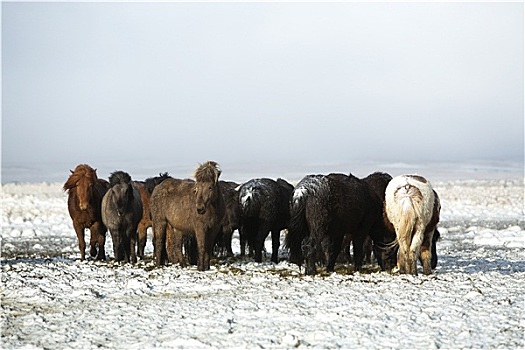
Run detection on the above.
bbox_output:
[385,175,440,275]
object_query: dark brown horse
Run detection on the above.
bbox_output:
[63,164,109,260]
[214,180,241,257]
[150,161,225,270]
[336,172,393,265]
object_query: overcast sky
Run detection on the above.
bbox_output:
[2,2,523,177]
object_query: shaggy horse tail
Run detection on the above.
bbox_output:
[285,185,309,265]
[239,184,260,218]
[385,175,435,274]
[285,175,327,266]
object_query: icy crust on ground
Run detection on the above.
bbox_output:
[1,180,524,349]
[2,257,524,349]
[434,179,523,225]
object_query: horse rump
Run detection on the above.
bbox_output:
[385,175,440,275]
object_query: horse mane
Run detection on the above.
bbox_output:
[109,171,132,187]
[194,161,221,183]
[63,164,97,192]
[144,172,171,194]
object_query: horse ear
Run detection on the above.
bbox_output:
[70,170,74,174]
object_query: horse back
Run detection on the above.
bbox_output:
[151,178,201,231]
[327,173,372,228]
[239,178,282,221]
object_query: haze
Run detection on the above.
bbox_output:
[2,2,523,181]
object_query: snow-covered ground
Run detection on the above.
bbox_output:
[1,174,524,349]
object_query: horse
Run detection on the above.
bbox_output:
[384,174,441,275]
[101,171,143,263]
[285,173,397,275]
[63,164,109,261]
[214,180,241,257]
[238,178,294,263]
[150,161,225,270]
[362,172,441,271]
[133,172,172,259]
[178,180,241,264]
[337,172,394,265]
[363,172,395,266]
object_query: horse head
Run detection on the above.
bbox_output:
[111,183,134,216]
[64,164,98,211]
[193,161,221,215]
[108,171,134,216]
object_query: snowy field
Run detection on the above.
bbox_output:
[1,167,524,349]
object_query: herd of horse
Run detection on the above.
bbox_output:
[63,161,441,276]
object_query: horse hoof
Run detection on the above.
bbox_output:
[305,267,317,276]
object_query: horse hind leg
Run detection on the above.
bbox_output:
[303,235,318,275]
[239,227,247,257]
[363,236,373,264]
[270,229,281,263]
[325,232,345,273]
[303,227,324,276]
[254,222,270,263]
[152,219,168,267]
[396,236,409,274]
[225,229,234,257]
[351,234,366,273]
[409,225,425,276]
[419,227,436,275]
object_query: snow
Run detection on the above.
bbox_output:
[1,175,524,349]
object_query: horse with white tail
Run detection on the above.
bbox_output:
[385,175,441,276]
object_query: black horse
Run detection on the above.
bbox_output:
[336,172,394,265]
[238,178,294,263]
[102,171,143,263]
[213,180,241,257]
[285,173,397,275]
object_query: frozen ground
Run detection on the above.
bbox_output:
[1,173,524,349]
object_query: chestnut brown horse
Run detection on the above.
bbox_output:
[63,164,109,260]
[134,172,171,259]
[150,161,225,270]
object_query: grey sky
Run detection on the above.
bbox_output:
[2,2,523,176]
